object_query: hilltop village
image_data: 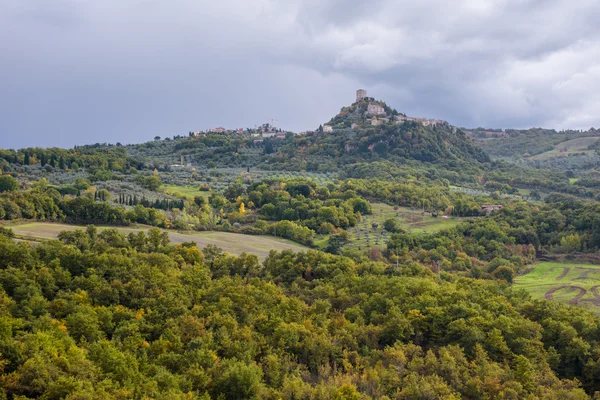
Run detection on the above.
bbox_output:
[184,89,448,140]
[321,89,446,133]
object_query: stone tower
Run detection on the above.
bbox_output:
[356,89,367,103]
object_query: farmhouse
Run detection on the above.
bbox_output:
[481,205,504,214]
[323,125,333,133]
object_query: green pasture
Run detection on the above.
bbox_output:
[514,262,600,312]
[530,137,600,161]
[162,184,212,199]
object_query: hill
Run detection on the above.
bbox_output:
[301,100,489,165]
[530,136,600,161]
[470,126,600,160]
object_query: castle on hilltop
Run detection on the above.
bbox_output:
[356,89,367,103]
[317,89,446,132]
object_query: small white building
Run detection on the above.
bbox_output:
[482,205,504,214]
[323,125,333,133]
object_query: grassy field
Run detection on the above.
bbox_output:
[162,185,212,200]
[517,188,531,196]
[8,222,308,261]
[530,137,600,161]
[369,203,461,233]
[514,262,600,312]
[344,203,462,250]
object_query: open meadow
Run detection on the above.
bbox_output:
[514,262,600,313]
[341,202,462,250]
[162,184,212,200]
[530,137,600,161]
[8,222,308,261]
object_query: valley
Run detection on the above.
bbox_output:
[2,91,600,399]
[5,4,600,397]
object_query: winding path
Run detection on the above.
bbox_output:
[590,286,600,305]
[555,267,571,281]
[545,285,586,305]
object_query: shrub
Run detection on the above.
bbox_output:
[0,175,18,193]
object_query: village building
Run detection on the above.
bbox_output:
[395,115,444,127]
[481,205,504,214]
[323,125,333,133]
[367,104,386,116]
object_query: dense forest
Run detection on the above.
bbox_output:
[0,227,599,399]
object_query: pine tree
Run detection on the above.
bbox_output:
[24,152,30,165]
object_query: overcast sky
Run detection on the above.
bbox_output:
[1,0,600,149]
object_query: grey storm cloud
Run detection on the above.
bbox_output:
[1,0,600,149]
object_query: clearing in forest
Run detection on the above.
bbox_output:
[514,262,600,312]
[530,137,600,161]
[342,203,463,250]
[162,184,212,199]
[8,222,308,261]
